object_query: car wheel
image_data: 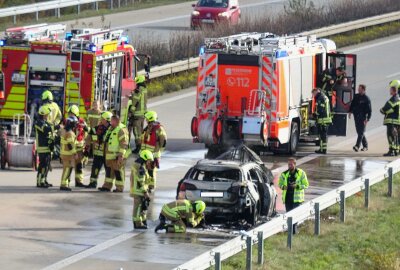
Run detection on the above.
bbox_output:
[245,201,260,226]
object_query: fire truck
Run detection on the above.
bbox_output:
[191,32,357,156]
[0,23,150,126]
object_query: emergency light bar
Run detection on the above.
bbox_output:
[0,40,6,47]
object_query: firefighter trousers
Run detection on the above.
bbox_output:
[160,210,186,233]
[147,167,157,190]
[61,156,75,188]
[317,124,328,152]
[129,116,144,146]
[386,124,399,153]
[90,155,104,185]
[133,195,147,226]
[102,159,125,191]
[74,151,84,185]
[37,152,51,185]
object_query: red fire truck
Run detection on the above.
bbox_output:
[191,32,357,156]
[0,23,149,125]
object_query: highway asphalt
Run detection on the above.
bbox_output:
[0,33,400,269]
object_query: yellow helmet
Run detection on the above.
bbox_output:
[38,105,51,116]
[389,80,400,90]
[68,104,80,117]
[135,75,146,84]
[42,90,53,101]
[101,111,113,122]
[193,200,206,214]
[144,111,157,122]
[139,149,154,161]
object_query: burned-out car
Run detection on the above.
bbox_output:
[177,145,277,225]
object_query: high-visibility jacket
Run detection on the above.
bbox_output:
[75,118,88,151]
[130,160,149,197]
[321,72,333,93]
[47,101,62,126]
[104,123,128,160]
[60,129,76,156]
[315,92,332,125]
[140,122,167,158]
[278,168,309,203]
[129,85,147,117]
[87,124,109,156]
[380,95,400,125]
[86,108,101,129]
[161,200,203,227]
[35,119,54,154]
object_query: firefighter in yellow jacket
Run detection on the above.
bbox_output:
[154,200,206,233]
[98,115,129,192]
[140,111,167,192]
[128,75,148,153]
[130,149,154,229]
[60,117,78,191]
[86,100,102,129]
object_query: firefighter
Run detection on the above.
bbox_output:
[312,88,332,154]
[140,110,167,192]
[86,100,102,129]
[389,79,400,95]
[60,117,78,191]
[98,115,129,192]
[320,68,334,99]
[85,111,112,188]
[130,149,154,229]
[41,90,62,126]
[380,86,400,156]
[67,104,89,187]
[35,105,55,188]
[154,200,206,233]
[128,75,148,153]
[278,157,309,234]
[349,84,372,152]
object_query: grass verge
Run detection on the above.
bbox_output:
[220,174,400,270]
[147,69,197,98]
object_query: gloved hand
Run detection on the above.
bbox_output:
[153,158,160,169]
[198,218,207,229]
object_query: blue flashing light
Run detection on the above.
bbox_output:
[89,44,97,52]
[199,46,205,55]
[0,39,6,47]
[65,32,73,41]
[275,50,288,58]
[121,36,129,44]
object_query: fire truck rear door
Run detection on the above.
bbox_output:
[326,53,357,136]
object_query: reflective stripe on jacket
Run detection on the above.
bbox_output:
[105,123,128,160]
[130,161,149,196]
[140,122,167,158]
[315,92,332,125]
[130,86,147,117]
[86,108,101,128]
[161,200,201,227]
[60,129,76,156]
[380,95,400,125]
[35,119,53,153]
[278,168,309,203]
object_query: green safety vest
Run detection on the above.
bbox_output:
[130,86,147,117]
[278,168,309,203]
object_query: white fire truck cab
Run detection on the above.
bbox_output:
[191,32,357,156]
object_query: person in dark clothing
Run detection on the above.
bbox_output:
[312,88,332,154]
[349,84,372,152]
[380,86,400,156]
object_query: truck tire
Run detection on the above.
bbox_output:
[273,122,299,155]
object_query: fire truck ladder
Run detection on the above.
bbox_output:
[67,40,84,107]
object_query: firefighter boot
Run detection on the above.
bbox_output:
[133,222,148,230]
[383,151,395,157]
[86,181,97,189]
[36,174,48,188]
[60,186,72,191]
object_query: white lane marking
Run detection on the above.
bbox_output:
[386,72,400,78]
[115,0,285,29]
[148,91,196,108]
[345,36,400,53]
[41,232,140,270]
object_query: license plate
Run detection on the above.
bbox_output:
[202,19,215,24]
[201,192,224,198]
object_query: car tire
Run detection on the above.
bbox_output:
[245,201,260,226]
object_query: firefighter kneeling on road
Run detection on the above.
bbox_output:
[141,111,167,192]
[130,149,154,229]
[85,111,112,188]
[98,115,129,192]
[35,105,55,188]
[60,117,78,191]
[155,200,206,233]
[380,86,400,156]
[312,88,332,154]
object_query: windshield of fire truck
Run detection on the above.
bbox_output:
[198,0,229,8]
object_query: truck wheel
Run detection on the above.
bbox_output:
[288,122,299,154]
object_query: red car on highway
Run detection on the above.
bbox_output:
[190,0,241,29]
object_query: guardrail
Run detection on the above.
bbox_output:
[139,11,400,79]
[0,0,104,24]
[174,158,400,270]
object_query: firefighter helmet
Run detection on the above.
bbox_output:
[389,80,400,90]
[144,111,157,122]
[139,149,154,161]
[101,111,113,122]
[42,90,53,101]
[135,75,146,84]
[193,200,206,214]
[38,105,51,116]
[65,116,78,130]
[68,105,80,117]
